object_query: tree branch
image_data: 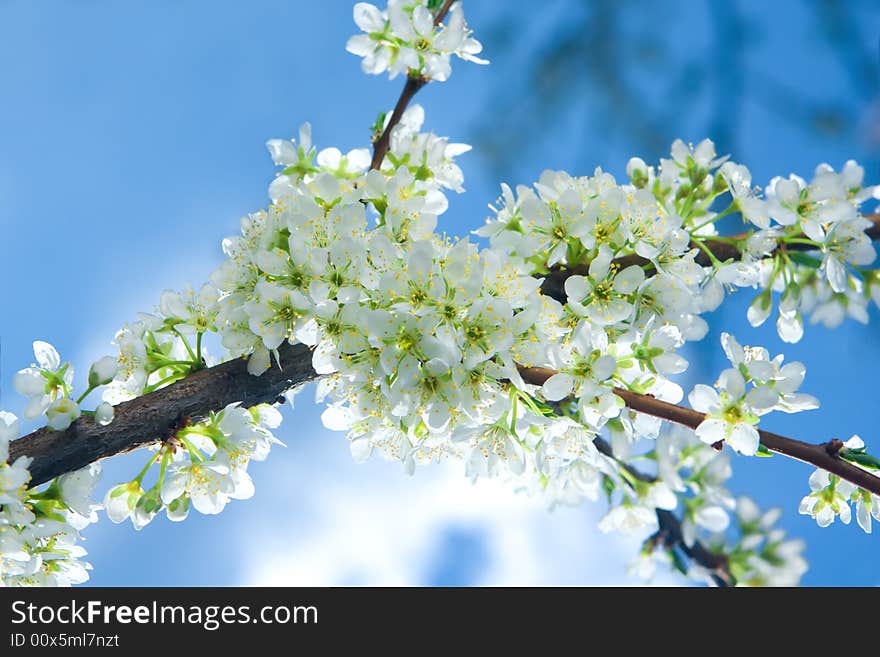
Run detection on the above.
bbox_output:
[515,365,880,497]
[6,341,733,584]
[11,214,880,499]
[12,216,880,492]
[614,387,880,496]
[432,0,456,27]
[655,509,733,587]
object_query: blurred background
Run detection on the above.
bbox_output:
[1,0,878,586]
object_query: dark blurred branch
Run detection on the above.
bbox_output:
[474,0,877,177]
[433,0,455,26]
[593,436,733,587]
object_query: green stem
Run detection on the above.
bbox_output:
[759,253,784,292]
[158,448,171,486]
[689,203,736,233]
[75,385,96,405]
[783,237,822,248]
[509,392,518,436]
[171,327,197,361]
[133,454,157,485]
[691,237,724,268]
[618,465,642,492]
[178,435,206,463]
[143,373,186,394]
[149,358,197,371]
[706,235,745,244]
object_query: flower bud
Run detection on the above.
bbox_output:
[626,157,649,187]
[747,292,772,327]
[88,356,118,387]
[626,157,646,179]
[46,398,81,431]
[777,309,804,344]
[95,402,114,426]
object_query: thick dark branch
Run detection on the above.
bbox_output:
[12,222,880,494]
[540,212,880,302]
[368,0,456,171]
[10,343,317,487]
[516,364,880,497]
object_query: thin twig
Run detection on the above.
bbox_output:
[370,75,427,170]
[515,365,880,497]
[369,0,457,170]
[433,0,456,26]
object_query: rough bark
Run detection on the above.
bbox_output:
[10,343,316,486]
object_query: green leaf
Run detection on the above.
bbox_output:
[842,450,880,471]
[788,251,822,269]
[370,111,387,140]
[602,475,616,502]
[755,444,774,457]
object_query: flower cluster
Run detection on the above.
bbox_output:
[722,159,878,342]
[483,139,880,345]
[14,341,80,431]
[655,425,735,542]
[799,436,880,533]
[347,1,486,82]
[688,333,817,455]
[199,95,835,587]
[104,403,283,530]
[0,412,100,587]
[13,341,116,431]
[265,123,371,205]
[102,286,220,405]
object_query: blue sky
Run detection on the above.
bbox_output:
[1,0,878,586]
